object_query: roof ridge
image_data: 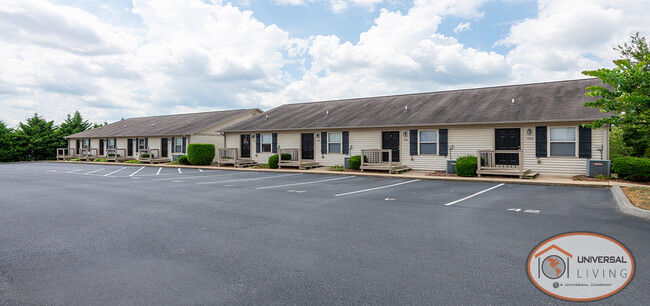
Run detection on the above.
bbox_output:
[126,108,258,120]
[278,78,598,107]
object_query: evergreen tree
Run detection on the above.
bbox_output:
[58,111,92,136]
[0,121,26,162]
[16,113,61,160]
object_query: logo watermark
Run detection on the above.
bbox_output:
[527,232,635,301]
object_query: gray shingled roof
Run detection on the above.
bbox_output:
[223,79,609,132]
[67,109,261,138]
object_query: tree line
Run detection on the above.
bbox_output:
[0,111,106,162]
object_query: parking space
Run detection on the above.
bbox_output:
[1,162,649,305]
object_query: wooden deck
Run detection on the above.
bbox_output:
[78,148,99,161]
[360,149,411,174]
[56,148,76,161]
[217,148,258,168]
[139,149,170,164]
[476,150,538,179]
[278,148,320,170]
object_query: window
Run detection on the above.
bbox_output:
[261,134,272,152]
[83,139,90,149]
[550,127,576,156]
[139,138,147,150]
[108,139,115,149]
[175,137,183,153]
[419,131,437,154]
[328,132,341,153]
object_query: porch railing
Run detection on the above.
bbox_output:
[139,149,159,162]
[106,148,126,161]
[477,150,523,172]
[80,148,98,159]
[217,148,239,163]
[278,148,300,168]
[360,149,393,171]
[56,148,75,160]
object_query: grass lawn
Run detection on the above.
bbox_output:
[622,187,650,210]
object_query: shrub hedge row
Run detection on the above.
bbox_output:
[612,157,650,181]
[268,153,292,169]
[187,144,215,166]
[178,155,190,165]
[455,155,478,177]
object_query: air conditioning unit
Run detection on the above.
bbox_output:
[446,160,457,174]
[586,159,611,178]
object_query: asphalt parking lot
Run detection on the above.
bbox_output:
[1,162,649,305]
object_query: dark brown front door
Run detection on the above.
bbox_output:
[99,139,105,156]
[240,135,251,158]
[495,128,520,165]
[301,133,314,160]
[382,131,400,162]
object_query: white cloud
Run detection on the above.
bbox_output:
[271,0,384,13]
[453,22,471,33]
[500,0,650,82]
[1,0,650,127]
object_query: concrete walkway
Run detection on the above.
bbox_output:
[49,160,649,189]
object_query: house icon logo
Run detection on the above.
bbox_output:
[535,244,572,280]
[526,232,635,302]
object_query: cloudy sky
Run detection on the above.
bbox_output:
[0,0,648,126]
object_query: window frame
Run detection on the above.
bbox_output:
[548,126,578,157]
[328,132,342,154]
[138,138,147,150]
[418,130,438,155]
[261,134,272,153]
[108,139,115,149]
[83,139,90,149]
[174,137,183,153]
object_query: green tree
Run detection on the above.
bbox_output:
[614,32,650,64]
[0,121,26,162]
[582,33,649,129]
[16,113,61,160]
[92,121,108,128]
[58,111,92,136]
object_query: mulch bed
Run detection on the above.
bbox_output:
[572,175,650,186]
[426,171,457,177]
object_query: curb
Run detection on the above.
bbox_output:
[611,185,650,220]
[45,160,619,189]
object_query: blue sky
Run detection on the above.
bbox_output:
[0,0,648,126]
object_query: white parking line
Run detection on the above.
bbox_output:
[257,176,354,190]
[151,172,247,181]
[104,167,126,177]
[84,168,105,175]
[65,169,83,173]
[199,169,204,172]
[197,173,302,185]
[156,167,162,175]
[178,168,182,174]
[334,179,421,197]
[129,166,145,177]
[444,183,504,206]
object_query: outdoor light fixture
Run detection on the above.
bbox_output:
[316,133,320,139]
[402,131,407,137]
[527,128,532,135]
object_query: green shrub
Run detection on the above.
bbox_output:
[94,158,107,162]
[612,157,650,181]
[107,153,121,157]
[455,155,478,177]
[178,155,190,165]
[329,165,345,171]
[140,153,150,158]
[347,155,368,170]
[70,158,80,161]
[268,153,292,169]
[125,160,141,164]
[187,143,215,166]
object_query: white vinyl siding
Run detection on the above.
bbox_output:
[549,127,576,157]
[328,132,341,153]
[419,130,437,154]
